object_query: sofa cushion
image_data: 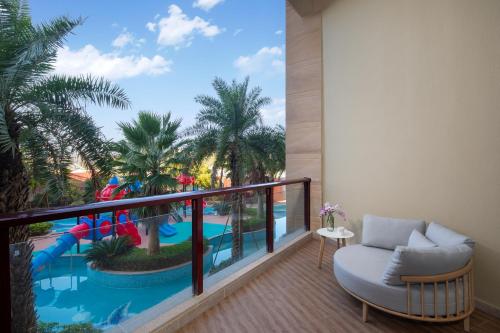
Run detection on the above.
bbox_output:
[408,230,437,248]
[382,244,473,285]
[425,222,474,248]
[361,214,426,250]
[334,245,469,316]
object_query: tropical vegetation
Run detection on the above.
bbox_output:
[113,111,182,255]
[87,238,208,272]
[84,236,134,269]
[188,77,285,259]
[37,322,102,333]
[28,222,53,236]
[0,0,130,330]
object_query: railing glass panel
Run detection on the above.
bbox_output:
[274,183,305,249]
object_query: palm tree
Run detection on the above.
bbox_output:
[114,111,182,255]
[21,105,113,208]
[245,125,286,218]
[190,77,271,259]
[0,1,130,330]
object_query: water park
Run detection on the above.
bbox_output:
[30,176,289,330]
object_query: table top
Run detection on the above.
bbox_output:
[317,227,354,239]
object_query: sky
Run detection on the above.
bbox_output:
[29,0,286,140]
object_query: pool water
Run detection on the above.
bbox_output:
[35,256,191,327]
[159,221,230,244]
[34,205,290,330]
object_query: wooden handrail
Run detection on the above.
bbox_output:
[0,178,311,227]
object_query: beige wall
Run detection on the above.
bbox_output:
[322,0,500,310]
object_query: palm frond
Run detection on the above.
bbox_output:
[0,103,16,153]
[25,75,130,110]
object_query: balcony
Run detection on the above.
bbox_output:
[1,179,311,332]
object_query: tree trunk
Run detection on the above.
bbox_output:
[0,140,37,330]
[147,203,169,256]
[230,154,244,260]
[256,169,266,219]
[219,167,224,188]
[147,220,160,255]
[210,164,217,189]
[257,191,265,219]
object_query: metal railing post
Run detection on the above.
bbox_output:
[76,216,81,254]
[92,214,97,242]
[111,211,116,239]
[266,188,274,253]
[304,179,311,231]
[192,198,204,295]
[0,227,11,331]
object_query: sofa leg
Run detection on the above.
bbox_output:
[464,316,470,332]
[362,302,368,322]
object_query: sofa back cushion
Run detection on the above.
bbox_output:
[362,214,426,250]
[382,244,473,285]
[425,222,475,248]
[408,230,437,248]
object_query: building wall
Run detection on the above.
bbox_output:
[286,1,323,231]
[322,0,500,310]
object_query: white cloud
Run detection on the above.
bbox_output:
[275,30,283,35]
[151,5,222,49]
[112,30,146,49]
[261,98,285,126]
[112,31,134,48]
[54,45,172,80]
[193,0,224,11]
[146,22,157,32]
[233,28,243,36]
[234,46,285,75]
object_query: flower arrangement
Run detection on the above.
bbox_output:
[319,203,347,231]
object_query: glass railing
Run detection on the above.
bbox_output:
[1,178,311,332]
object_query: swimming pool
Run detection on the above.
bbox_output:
[34,205,290,330]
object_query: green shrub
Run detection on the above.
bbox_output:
[242,217,266,232]
[94,239,209,272]
[213,201,231,215]
[244,207,258,217]
[59,323,102,333]
[84,236,134,269]
[29,222,53,236]
[37,322,102,333]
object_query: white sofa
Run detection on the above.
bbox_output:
[333,215,474,331]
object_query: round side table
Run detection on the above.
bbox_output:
[317,227,354,269]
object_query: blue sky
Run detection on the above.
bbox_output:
[29,0,285,139]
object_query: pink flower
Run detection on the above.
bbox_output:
[319,202,347,221]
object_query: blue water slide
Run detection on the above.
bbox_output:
[159,224,177,237]
[32,232,79,274]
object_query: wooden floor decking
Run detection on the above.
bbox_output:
[178,239,500,333]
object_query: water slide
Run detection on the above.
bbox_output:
[32,213,141,274]
[32,177,142,274]
[159,223,177,237]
